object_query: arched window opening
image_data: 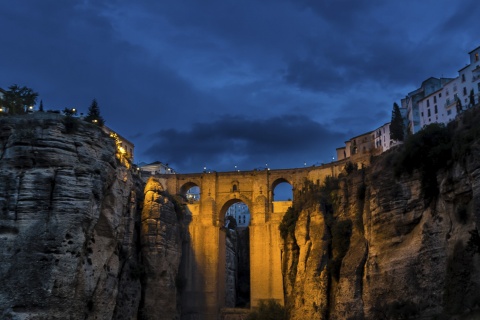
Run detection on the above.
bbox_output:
[180,182,200,203]
[225,202,250,228]
[273,181,293,201]
[232,184,238,192]
[186,186,200,203]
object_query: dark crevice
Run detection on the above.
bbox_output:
[14,171,25,221]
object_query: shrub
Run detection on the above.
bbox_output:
[394,123,451,204]
[279,207,298,240]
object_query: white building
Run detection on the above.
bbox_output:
[138,161,176,175]
[374,122,392,152]
[404,77,453,134]
[225,202,250,227]
[418,45,480,129]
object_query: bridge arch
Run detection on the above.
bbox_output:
[217,193,252,226]
[154,163,346,317]
[272,177,294,202]
[179,181,200,202]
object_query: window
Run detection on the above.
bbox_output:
[434,105,438,114]
[427,99,430,107]
[476,53,479,62]
[463,87,467,95]
[462,74,466,82]
[454,85,457,92]
[428,109,431,117]
[434,96,437,103]
[421,112,424,117]
[439,92,442,98]
[447,110,452,115]
[446,90,449,96]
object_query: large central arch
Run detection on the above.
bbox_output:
[153,163,344,319]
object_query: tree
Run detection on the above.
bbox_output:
[84,99,105,126]
[0,84,38,114]
[456,97,462,113]
[390,102,404,142]
[39,100,44,112]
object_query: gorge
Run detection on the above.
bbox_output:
[1,110,480,319]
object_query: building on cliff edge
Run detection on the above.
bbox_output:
[336,44,480,165]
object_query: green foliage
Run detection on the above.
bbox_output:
[279,207,298,239]
[84,99,105,126]
[394,123,451,203]
[279,178,339,240]
[390,102,405,142]
[0,84,38,114]
[451,108,480,162]
[63,107,77,116]
[246,300,287,320]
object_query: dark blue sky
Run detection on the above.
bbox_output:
[1,0,478,173]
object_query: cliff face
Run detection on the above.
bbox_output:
[283,130,480,319]
[0,114,144,319]
[140,178,186,319]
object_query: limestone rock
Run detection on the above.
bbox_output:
[283,132,480,319]
[140,178,186,319]
[0,114,143,319]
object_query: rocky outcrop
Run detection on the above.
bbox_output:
[0,114,144,319]
[140,178,186,319]
[283,126,480,319]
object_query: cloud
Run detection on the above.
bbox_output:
[143,115,346,172]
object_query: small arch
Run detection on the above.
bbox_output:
[272,178,293,201]
[222,200,250,228]
[179,181,200,202]
[231,180,239,192]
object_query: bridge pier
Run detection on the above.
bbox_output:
[249,223,284,307]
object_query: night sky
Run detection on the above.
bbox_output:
[1,0,478,173]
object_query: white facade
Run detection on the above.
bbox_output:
[374,122,392,152]
[139,161,176,175]
[225,202,250,227]
[418,45,480,129]
[404,77,453,134]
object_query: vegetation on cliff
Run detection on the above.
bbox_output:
[393,107,480,204]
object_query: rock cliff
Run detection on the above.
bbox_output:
[282,112,480,319]
[0,114,145,319]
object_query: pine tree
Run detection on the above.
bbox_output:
[470,89,475,107]
[1,84,38,114]
[84,99,105,126]
[390,102,404,142]
[39,100,44,112]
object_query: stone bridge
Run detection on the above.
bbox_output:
[153,161,346,319]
